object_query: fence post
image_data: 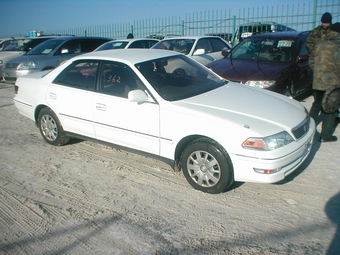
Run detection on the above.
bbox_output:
[181,20,184,36]
[231,15,236,45]
[312,0,318,29]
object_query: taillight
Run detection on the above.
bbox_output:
[14,85,19,94]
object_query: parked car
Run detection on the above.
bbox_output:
[2,36,112,84]
[0,37,15,51]
[0,36,58,81]
[207,31,312,98]
[151,36,232,65]
[94,38,159,51]
[13,49,315,193]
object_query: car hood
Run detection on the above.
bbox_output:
[207,58,290,83]
[173,81,306,136]
[0,51,25,62]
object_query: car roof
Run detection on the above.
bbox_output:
[46,36,113,42]
[247,31,310,39]
[159,36,224,40]
[71,48,182,64]
[107,38,159,42]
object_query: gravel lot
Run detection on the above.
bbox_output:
[0,82,339,255]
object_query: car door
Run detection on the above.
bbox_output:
[293,39,313,95]
[93,61,160,155]
[46,60,98,138]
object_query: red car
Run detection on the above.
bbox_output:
[207,31,312,98]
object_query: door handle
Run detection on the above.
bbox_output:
[96,103,106,111]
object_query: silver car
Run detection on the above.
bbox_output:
[0,36,57,81]
[2,36,112,84]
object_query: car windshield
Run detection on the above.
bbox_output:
[135,55,225,101]
[26,39,64,55]
[2,39,33,52]
[229,38,295,63]
[152,39,195,55]
[96,41,129,51]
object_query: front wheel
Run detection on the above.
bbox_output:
[38,108,70,146]
[180,138,234,193]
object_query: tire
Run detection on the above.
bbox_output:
[38,108,70,146]
[180,138,234,193]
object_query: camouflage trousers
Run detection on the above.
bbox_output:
[309,90,338,139]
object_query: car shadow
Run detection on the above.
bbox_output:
[294,90,312,102]
[325,192,340,254]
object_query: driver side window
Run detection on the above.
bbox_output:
[99,62,143,98]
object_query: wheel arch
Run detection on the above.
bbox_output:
[34,104,49,124]
[174,135,219,170]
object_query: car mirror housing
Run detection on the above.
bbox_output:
[128,89,148,102]
[193,48,205,56]
[221,47,230,57]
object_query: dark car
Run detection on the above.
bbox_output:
[3,36,112,84]
[207,31,312,98]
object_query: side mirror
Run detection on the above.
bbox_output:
[128,89,148,102]
[221,47,231,57]
[193,48,205,56]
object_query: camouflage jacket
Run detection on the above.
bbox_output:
[306,25,331,54]
[309,30,340,91]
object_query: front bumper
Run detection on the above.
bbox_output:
[230,118,315,183]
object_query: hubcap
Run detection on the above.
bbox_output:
[41,115,58,141]
[187,150,221,187]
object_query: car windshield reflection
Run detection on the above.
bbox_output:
[2,39,32,52]
[135,55,224,101]
[230,38,295,63]
[97,41,129,51]
[26,40,64,55]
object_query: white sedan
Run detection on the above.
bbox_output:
[13,49,315,193]
[151,36,231,65]
[94,38,159,51]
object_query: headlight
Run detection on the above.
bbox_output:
[242,131,294,151]
[0,60,3,64]
[18,61,36,70]
[244,80,276,89]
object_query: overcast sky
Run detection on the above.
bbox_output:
[0,0,319,37]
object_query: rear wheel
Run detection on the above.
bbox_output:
[38,108,70,146]
[180,138,234,193]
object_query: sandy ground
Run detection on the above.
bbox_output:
[0,82,339,255]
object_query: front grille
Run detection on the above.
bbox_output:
[292,117,310,140]
[5,63,20,69]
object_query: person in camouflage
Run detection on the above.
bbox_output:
[309,22,340,142]
[306,12,332,54]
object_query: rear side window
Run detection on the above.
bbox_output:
[53,61,99,91]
